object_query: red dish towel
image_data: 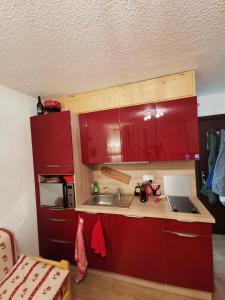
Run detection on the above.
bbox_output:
[91,218,107,257]
[75,216,87,283]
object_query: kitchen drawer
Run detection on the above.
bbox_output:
[46,239,75,263]
[163,220,212,236]
[48,218,76,241]
[47,208,78,220]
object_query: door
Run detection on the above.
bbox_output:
[155,97,199,160]
[196,114,225,234]
[164,231,213,291]
[80,212,113,271]
[79,109,121,163]
[30,111,74,174]
[120,103,158,162]
[111,215,165,283]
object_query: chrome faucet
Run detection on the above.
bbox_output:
[103,187,121,202]
[103,186,113,192]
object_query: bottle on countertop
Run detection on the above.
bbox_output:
[134,183,141,196]
[91,181,100,194]
[140,183,147,202]
[37,96,44,115]
[145,180,153,197]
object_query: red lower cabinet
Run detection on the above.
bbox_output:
[80,212,113,271]
[164,224,214,291]
[110,215,165,283]
[38,208,78,264]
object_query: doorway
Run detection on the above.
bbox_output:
[196,114,225,234]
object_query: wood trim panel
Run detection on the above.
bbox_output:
[70,112,93,205]
[60,71,196,113]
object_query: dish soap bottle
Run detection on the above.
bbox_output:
[92,181,100,194]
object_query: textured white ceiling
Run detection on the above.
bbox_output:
[0,0,225,98]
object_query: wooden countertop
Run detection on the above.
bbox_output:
[76,195,215,223]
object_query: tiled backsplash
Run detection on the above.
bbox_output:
[92,161,196,197]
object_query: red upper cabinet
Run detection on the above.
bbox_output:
[120,103,158,162]
[79,109,121,164]
[110,215,165,283]
[155,97,199,161]
[79,97,199,163]
[30,111,74,174]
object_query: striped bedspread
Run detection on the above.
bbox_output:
[0,228,16,281]
[0,255,68,300]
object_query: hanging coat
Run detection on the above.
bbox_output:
[200,129,220,204]
[212,129,225,199]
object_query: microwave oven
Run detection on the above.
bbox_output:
[39,182,75,208]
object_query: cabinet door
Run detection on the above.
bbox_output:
[80,212,113,271]
[30,111,74,174]
[164,231,214,291]
[111,215,165,283]
[120,103,158,162]
[155,97,199,160]
[79,109,121,163]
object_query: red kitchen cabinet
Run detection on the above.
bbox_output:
[79,109,121,164]
[155,97,199,160]
[30,111,74,174]
[79,97,199,163]
[164,221,214,291]
[110,215,165,283]
[120,103,158,162]
[80,212,113,271]
[37,208,78,263]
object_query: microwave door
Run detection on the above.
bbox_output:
[39,183,64,207]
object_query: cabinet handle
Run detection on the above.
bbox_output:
[125,214,144,218]
[48,239,74,244]
[165,231,201,238]
[45,164,73,168]
[175,219,196,223]
[48,218,75,222]
[105,161,150,165]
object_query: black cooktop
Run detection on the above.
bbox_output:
[167,196,199,214]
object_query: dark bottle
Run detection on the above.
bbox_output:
[140,183,147,202]
[37,96,44,115]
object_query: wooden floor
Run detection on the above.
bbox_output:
[72,235,225,300]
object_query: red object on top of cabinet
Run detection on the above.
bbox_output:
[79,108,121,164]
[30,111,74,174]
[155,97,199,161]
[120,103,158,162]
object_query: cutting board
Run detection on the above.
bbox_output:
[101,166,131,184]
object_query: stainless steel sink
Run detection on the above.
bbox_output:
[83,194,133,208]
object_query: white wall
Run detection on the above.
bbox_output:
[0,85,39,255]
[198,92,225,117]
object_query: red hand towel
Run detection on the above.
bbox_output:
[91,218,107,257]
[75,216,87,283]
